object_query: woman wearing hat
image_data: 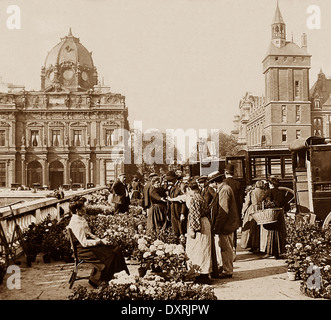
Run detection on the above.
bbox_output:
[146,176,168,233]
[240,180,266,252]
[260,176,288,259]
[169,180,212,284]
[67,196,129,288]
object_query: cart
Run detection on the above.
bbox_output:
[289,136,331,229]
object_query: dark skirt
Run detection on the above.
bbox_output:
[146,204,167,233]
[77,244,129,283]
[263,211,287,256]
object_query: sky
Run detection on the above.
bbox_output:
[0,0,330,138]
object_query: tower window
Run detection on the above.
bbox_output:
[314,100,320,109]
[0,130,5,146]
[275,57,279,61]
[296,105,301,122]
[281,105,287,123]
[295,81,300,97]
[282,130,287,142]
[296,130,301,139]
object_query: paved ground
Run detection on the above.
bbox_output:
[0,247,317,300]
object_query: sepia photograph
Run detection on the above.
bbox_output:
[0,0,330,310]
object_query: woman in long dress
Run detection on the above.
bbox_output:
[146,177,168,233]
[67,196,129,288]
[170,180,212,284]
[240,180,265,252]
[260,177,288,258]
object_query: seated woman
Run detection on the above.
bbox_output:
[67,196,129,288]
[146,176,168,233]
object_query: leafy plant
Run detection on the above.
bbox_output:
[285,217,331,299]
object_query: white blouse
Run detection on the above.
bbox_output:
[67,214,100,247]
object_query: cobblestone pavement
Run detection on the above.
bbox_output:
[0,246,316,301]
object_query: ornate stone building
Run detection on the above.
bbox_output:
[310,69,331,138]
[0,30,129,189]
[232,3,312,148]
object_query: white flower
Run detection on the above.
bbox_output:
[129,284,137,291]
[143,252,151,258]
[138,238,147,245]
[138,244,148,251]
[48,223,52,227]
[149,245,157,252]
[153,239,163,246]
[156,250,165,256]
[295,243,303,250]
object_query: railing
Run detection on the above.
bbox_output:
[0,186,107,254]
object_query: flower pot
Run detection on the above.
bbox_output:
[43,254,51,263]
[287,271,297,281]
[138,267,147,278]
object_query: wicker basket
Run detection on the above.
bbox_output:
[252,208,283,225]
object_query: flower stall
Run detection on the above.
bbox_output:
[285,216,331,299]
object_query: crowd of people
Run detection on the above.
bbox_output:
[108,165,290,284]
[67,165,290,287]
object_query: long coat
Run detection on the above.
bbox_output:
[212,182,241,235]
[240,187,265,249]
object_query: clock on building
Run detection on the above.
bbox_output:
[63,69,74,80]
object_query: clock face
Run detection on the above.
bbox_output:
[82,71,89,81]
[48,71,54,81]
[63,69,74,80]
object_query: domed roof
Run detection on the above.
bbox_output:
[44,28,94,69]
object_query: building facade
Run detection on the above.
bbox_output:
[310,69,331,138]
[0,30,129,189]
[232,3,313,148]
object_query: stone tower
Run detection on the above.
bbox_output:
[262,3,312,146]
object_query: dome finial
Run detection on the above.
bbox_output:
[68,27,73,37]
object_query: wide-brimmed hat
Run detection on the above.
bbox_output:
[149,172,158,179]
[197,176,208,183]
[165,170,177,182]
[208,171,224,183]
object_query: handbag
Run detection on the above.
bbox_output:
[112,194,122,204]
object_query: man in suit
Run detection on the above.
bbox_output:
[212,173,241,278]
[143,172,158,218]
[112,173,130,214]
[224,164,245,258]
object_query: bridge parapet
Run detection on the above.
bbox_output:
[0,186,107,246]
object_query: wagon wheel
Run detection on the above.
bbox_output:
[279,187,295,211]
[322,212,331,230]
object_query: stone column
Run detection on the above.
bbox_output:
[21,158,26,186]
[64,159,69,184]
[99,158,105,186]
